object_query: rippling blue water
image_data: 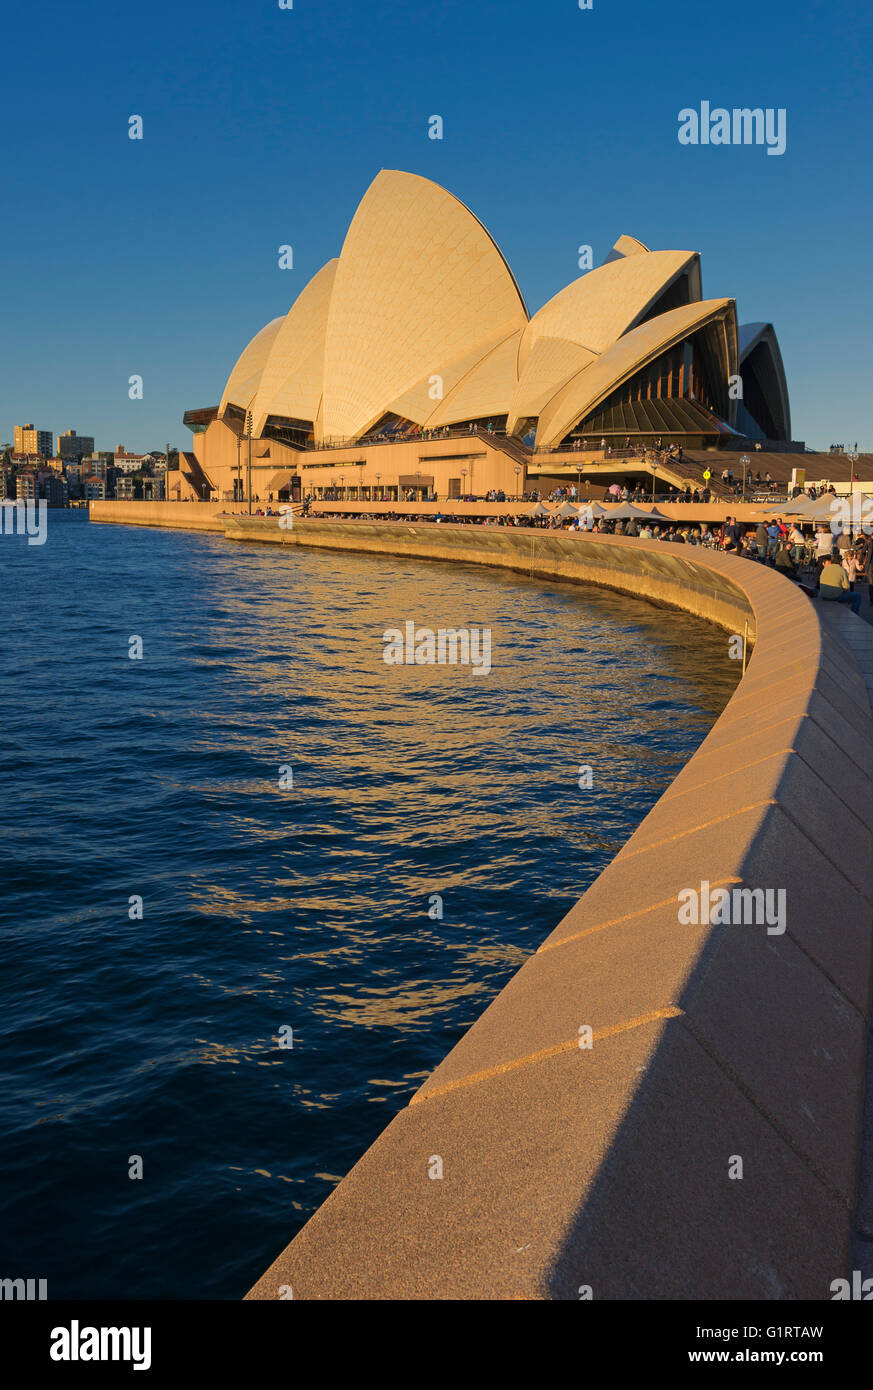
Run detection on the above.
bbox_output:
[0,512,739,1298]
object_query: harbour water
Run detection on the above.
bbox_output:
[0,513,740,1297]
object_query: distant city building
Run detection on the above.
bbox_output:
[57,429,94,460]
[115,475,140,499]
[83,476,106,500]
[14,424,52,458]
[16,472,37,500]
[64,461,83,497]
[143,474,165,500]
[82,453,112,480]
[41,472,67,506]
[114,446,150,474]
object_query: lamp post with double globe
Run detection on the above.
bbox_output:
[246,410,253,514]
[740,454,750,502]
[847,445,859,531]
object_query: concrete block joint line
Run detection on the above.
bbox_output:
[93,509,873,1300]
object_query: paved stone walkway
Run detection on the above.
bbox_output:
[817,598,873,1280]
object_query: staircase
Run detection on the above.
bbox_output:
[654,454,734,500]
[179,451,214,501]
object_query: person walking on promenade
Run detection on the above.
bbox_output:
[854,533,873,604]
[815,524,835,561]
[789,523,806,565]
[843,548,861,591]
[819,556,862,613]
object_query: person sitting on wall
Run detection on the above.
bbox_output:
[773,542,799,580]
[740,535,759,561]
[819,556,862,612]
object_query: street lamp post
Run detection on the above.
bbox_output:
[375,472,381,502]
[461,467,467,499]
[514,464,521,500]
[415,469,422,501]
[576,465,583,501]
[740,454,750,502]
[246,411,253,514]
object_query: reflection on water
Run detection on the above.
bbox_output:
[0,514,739,1297]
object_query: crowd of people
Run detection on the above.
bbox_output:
[290,504,870,615]
[580,512,869,615]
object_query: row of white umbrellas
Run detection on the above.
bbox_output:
[778,493,873,523]
[530,493,873,529]
[530,500,668,522]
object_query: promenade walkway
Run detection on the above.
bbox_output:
[818,602,873,1283]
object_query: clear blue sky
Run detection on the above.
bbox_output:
[2,0,870,454]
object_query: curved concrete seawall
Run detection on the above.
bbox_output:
[226,517,760,646]
[221,521,873,1297]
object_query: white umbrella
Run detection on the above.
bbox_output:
[602,501,664,521]
[779,496,820,516]
[805,498,846,524]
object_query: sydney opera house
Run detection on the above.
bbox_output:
[172,170,792,504]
